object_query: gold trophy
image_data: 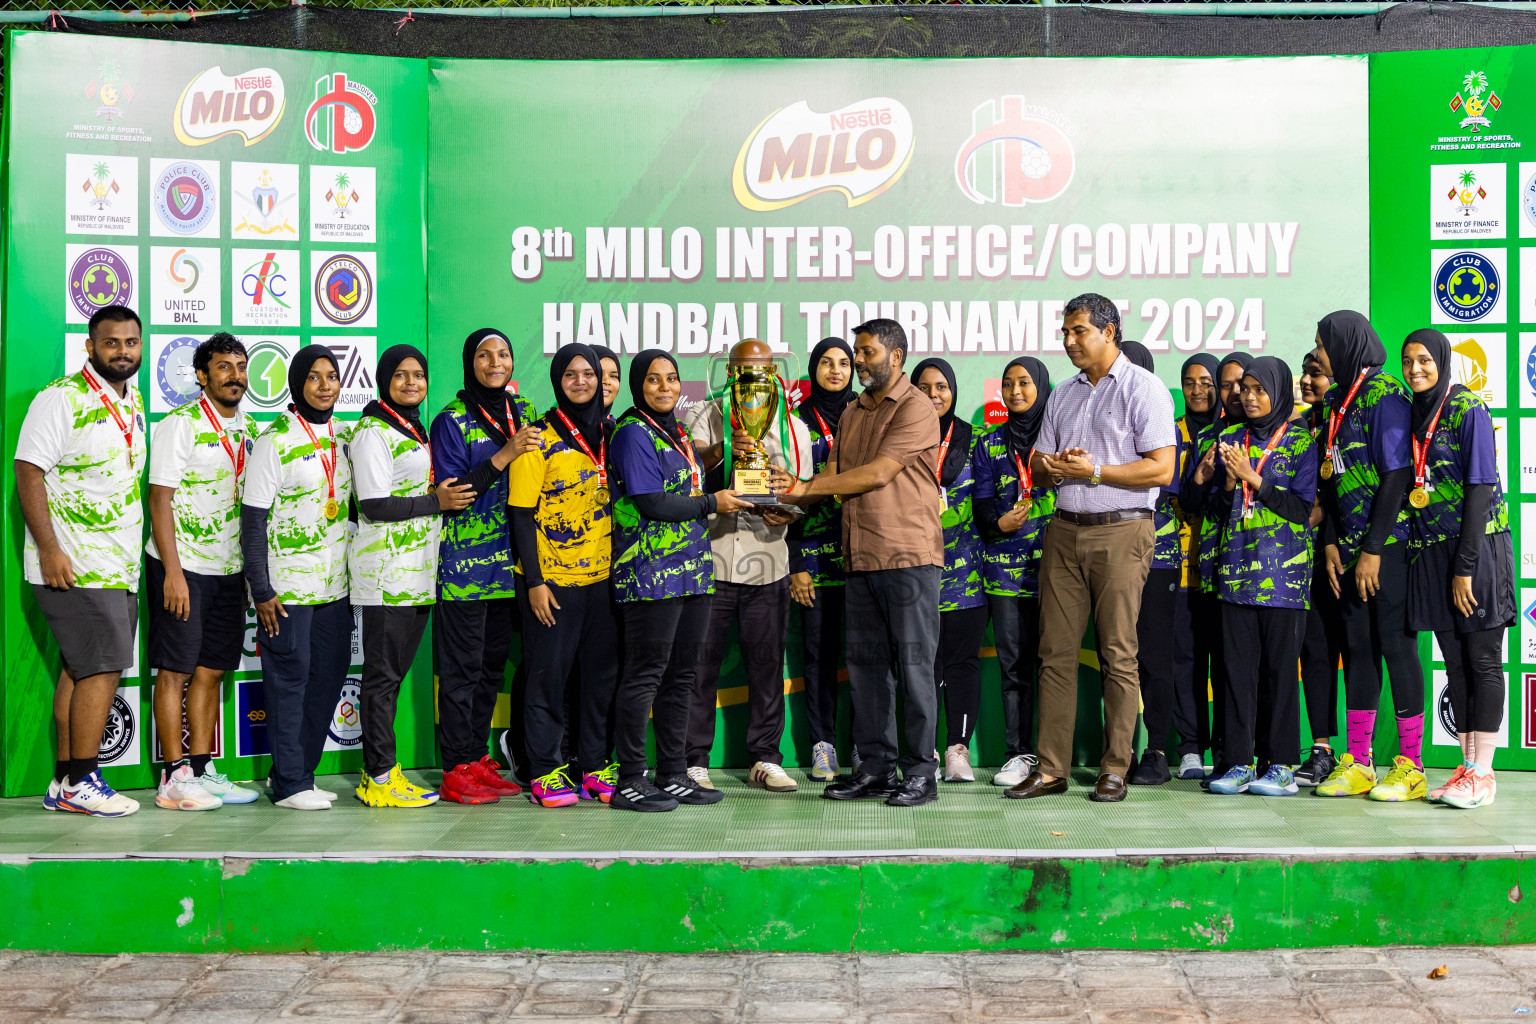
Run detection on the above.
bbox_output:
[728,362,779,505]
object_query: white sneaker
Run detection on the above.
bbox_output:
[810,741,840,781]
[43,778,63,811]
[993,754,1036,787]
[944,743,975,783]
[749,761,799,793]
[58,772,139,817]
[313,785,338,801]
[156,765,222,811]
[200,765,259,804]
[686,766,715,791]
[275,789,331,811]
[1178,753,1206,780]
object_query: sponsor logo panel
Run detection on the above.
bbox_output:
[733,98,914,211]
[235,679,269,758]
[150,158,219,239]
[1522,418,1536,496]
[1519,163,1536,239]
[231,248,301,329]
[98,685,142,768]
[1431,248,1506,325]
[63,334,90,374]
[1523,504,1536,581]
[313,335,377,413]
[230,161,299,240]
[240,336,305,414]
[1433,668,1509,750]
[309,165,375,243]
[1449,69,1504,135]
[305,73,377,155]
[65,243,137,324]
[323,677,363,751]
[1446,332,1506,409]
[64,154,139,236]
[174,67,286,147]
[1527,674,1536,749]
[1429,164,1505,240]
[956,95,1076,208]
[1520,587,1536,665]
[150,245,221,329]
[310,251,376,328]
[149,333,203,413]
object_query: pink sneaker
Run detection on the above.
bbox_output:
[580,763,618,804]
[1441,768,1496,810]
[1428,764,1469,803]
[529,766,579,808]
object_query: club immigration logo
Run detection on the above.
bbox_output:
[174,67,286,147]
[231,163,298,238]
[154,335,201,409]
[152,160,217,237]
[67,245,135,322]
[243,339,294,411]
[1433,251,1501,322]
[305,73,377,155]
[732,98,915,212]
[313,253,374,327]
[955,95,1076,207]
[235,250,298,329]
[1451,70,1502,134]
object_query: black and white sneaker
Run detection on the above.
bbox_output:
[611,778,679,812]
[1294,745,1337,787]
[656,773,725,805]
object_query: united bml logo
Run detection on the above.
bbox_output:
[305,73,377,155]
[955,96,1075,207]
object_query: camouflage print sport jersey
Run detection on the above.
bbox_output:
[246,411,353,606]
[507,418,612,588]
[792,424,845,588]
[1212,422,1318,610]
[1188,421,1226,595]
[1152,418,1196,579]
[939,431,985,613]
[609,413,714,604]
[146,397,255,577]
[969,424,1057,599]
[1406,387,1508,553]
[1323,368,1411,569]
[349,417,440,606]
[429,393,537,602]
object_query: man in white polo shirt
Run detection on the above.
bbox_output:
[15,305,146,817]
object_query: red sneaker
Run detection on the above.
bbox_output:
[440,763,501,805]
[470,756,524,796]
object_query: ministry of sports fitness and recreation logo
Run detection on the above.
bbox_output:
[99,691,137,765]
[732,98,915,211]
[1434,251,1500,322]
[68,246,134,320]
[174,67,286,147]
[153,161,216,235]
[85,59,133,124]
[955,95,1075,207]
[313,253,373,326]
[305,73,377,155]
[1450,70,1502,134]
[243,339,293,411]
[156,335,201,408]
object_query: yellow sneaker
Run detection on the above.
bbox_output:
[355,765,440,808]
[1315,752,1376,797]
[1368,755,1427,802]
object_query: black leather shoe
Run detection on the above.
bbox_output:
[1091,773,1128,802]
[885,775,938,807]
[1128,750,1171,786]
[822,769,899,801]
[1004,771,1069,800]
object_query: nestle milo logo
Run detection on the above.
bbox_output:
[732,98,915,212]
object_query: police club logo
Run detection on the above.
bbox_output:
[1433,251,1500,322]
[305,73,377,155]
[67,245,135,321]
[155,334,202,409]
[313,252,374,326]
[98,691,137,765]
[152,160,217,237]
[956,95,1076,207]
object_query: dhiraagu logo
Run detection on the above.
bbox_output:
[244,339,292,411]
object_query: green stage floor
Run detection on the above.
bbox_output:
[3,764,1533,860]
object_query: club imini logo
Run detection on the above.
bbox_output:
[732,98,915,212]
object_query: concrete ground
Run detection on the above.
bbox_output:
[2,946,1535,1024]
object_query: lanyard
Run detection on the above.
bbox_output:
[1410,392,1450,491]
[1240,426,1288,518]
[812,408,836,451]
[295,413,337,507]
[933,421,955,488]
[476,399,517,445]
[377,404,433,486]
[80,364,135,461]
[1013,446,1034,504]
[198,396,244,484]
[555,410,606,489]
[638,409,702,492]
[1324,368,1370,467]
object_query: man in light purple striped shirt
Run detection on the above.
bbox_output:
[1004,293,1177,804]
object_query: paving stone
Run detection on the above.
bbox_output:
[856,969,963,990]
[157,1013,265,1024]
[752,959,851,982]
[195,969,308,991]
[0,990,60,1009]
[302,979,405,998]
[1074,968,1186,990]
[0,1013,44,1024]
[530,979,629,999]
[971,977,1074,999]
[217,955,328,971]
[0,968,99,988]
[535,961,632,982]
[1312,983,1424,1008]
[1286,950,1383,966]
[1077,986,1191,1009]
[1200,997,1315,1018]
[1088,1012,1203,1024]
[974,997,1081,1018]
[279,997,393,1017]
[406,988,512,1010]
[631,989,739,1008]
[1297,968,1399,985]
[856,986,966,1009]
[742,1002,856,1020]
[76,979,191,999]
[642,972,745,991]
[1319,1010,1438,1024]
[1072,951,1173,967]
[100,956,214,981]
[742,980,847,1001]
[1187,975,1299,998]
[422,968,530,989]
[51,999,167,1019]
[512,999,625,1016]
[395,1013,504,1024]
[178,987,294,1009]
[622,1012,736,1024]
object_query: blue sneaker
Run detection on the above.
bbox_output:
[1207,764,1255,795]
[42,778,62,811]
[1249,763,1298,796]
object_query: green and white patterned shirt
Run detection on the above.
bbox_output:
[349,417,439,606]
[243,410,353,605]
[146,397,255,576]
[16,370,145,591]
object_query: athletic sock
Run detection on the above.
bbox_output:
[190,753,212,777]
[54,761,69,783]
[1345,710,1376,765]
[1472,731,1499,770]
[1396,713,1424,768]
[67,757,98,788]
[1314,739,1332,751]
[163,758,188,779]
[372,771,391,785]
[1457,733,1472,764]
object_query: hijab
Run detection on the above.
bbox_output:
[1241,356,1294,440]
[1003,356,1052,459]
[909,356,971,486]
[624,348,683,445]
[1403,328,1465,437]
[590,344,620,411]
[1214,351,1256,428]
[801,336,856,436]
[362,344,428,441]
[547,343,607,453]
[1179,353,1221,432]
[288,344,338,425]
[458,327,520,444]
[1317,310,1386,405]
[1120,339,1155,373]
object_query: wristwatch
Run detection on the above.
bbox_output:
[1090,464,1102,486]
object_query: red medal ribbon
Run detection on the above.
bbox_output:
[198,395,245,485]
[812,408,836,451]
[476,399,517,446]
[295,413,337,507]
[1324,368,1370,470]
[1410,391,1450,492]
[377,404,433,486]
[1240,426,1289,518]
[638,409,702,492]
[555,410,607,490]
[934,421,955,489]
[1013,446,1034,505]
[80,363,135,457]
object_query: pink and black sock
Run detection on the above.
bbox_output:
[1346,710,1376,765]
[1397,713,1424,769]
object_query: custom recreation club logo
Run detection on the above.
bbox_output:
[234,249,299,329]
[174,66,286,147]
[66,245,135,323]
[151,159,217,237]
[1450,69,1502,134]
[1432,250,1502,323]
[955,95,1076,207]
[231,162,299,238]
[312,252,375,327]
[154,334,202,409]
[241,338,296,411]
[732,97,915,212]
[305,73,378,155]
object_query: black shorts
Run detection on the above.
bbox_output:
[146,556,247,674]
[32,584,138,679]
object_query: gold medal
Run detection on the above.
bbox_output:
[427,482,437,494]
[1319,458,1334,480]
[1014,495,1033,514]
[1408,486,1430,509]
[691,487,704,497]
[594,485,610,505]
[324,498,339,521]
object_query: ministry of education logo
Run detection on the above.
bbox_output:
[313,253,373,326]
[1450,70,1502,134]
[68,246,134,320]
[156,335,201,408]
[153,161,216,236]
[1433,251,1500,322]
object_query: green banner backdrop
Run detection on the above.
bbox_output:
[1,31,1530,796]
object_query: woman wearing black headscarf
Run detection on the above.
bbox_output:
[910,357,986,782]
[428,328,544,806]
[1294,348,1343,786]
[239,345,354,811]
[1309,311,1425,802]
[607,350,753,811]
[789,337,858,780]
[973,357,1055,791]
[508,344,621,808]
[1401,329,1515,808]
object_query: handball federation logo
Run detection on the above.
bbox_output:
[1434,251,1499,322]
[305,73,377,155]
[314,254,372,325]
[956,95,1075,207]
[153,162,216,236]
[69,247,134,319]
[156,335,202,408]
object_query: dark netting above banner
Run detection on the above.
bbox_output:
[25,2,1536,61]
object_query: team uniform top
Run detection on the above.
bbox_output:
[349,416,440,606]
[242,410,353,606]
[146,398,254,577]
[15,370,146,591]
[1186,421,1227,596]
[1209,421,1318,610]
[789,422,845,587]
[507,417,612,588]
[1405,388,1508,553]
[1154,417,1196,582]
[1323,368,1411,569]
[608,412,713,604]
[430,393,537,602]
[937,431,984,613]
[970,423,1057,599]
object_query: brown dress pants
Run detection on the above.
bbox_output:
[1035,516,1155,779]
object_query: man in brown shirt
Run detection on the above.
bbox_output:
[770,319,943,807]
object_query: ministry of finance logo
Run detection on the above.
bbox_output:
[305,73,377,155]
[312,252,375,327]
[956,95,1075,207]
[1432,250,1501,323]
[66,245,135,323]
[151,160,217,238]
